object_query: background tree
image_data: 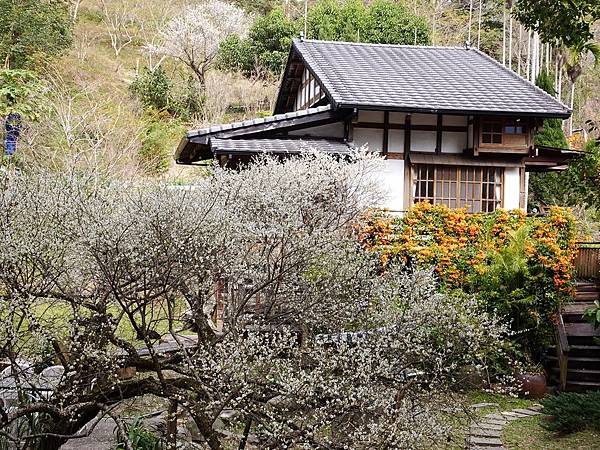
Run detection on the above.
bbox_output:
[514,0,599,49]
[147,0,250,88]
[219,8,300,78]
[219,0,431,78]
[0,0,72,69]
[308,0,431,45]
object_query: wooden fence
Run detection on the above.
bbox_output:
[575,243,600,279]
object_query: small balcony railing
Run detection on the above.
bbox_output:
[575,242,600,280]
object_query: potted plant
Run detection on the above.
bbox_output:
[514,362,547,399]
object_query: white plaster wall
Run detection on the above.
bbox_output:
[411,113,437,125]
[504,167,521,210]
[378,159,405,212]
[354,128,383,152]
[410,130,436,152]
[288,122,345,138]
[358,110,385,122]
[389,112,407,124]
[442,131,467,153]
[388,129,405,153]
[525,171,530,210]
[444,115,468,126]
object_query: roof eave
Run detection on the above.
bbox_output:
[335,102,571,119]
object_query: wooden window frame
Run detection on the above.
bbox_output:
[412,164,504,213]
[479,116,529,150]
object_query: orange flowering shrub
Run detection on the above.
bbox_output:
[359,203,578,357]
[359,203,577,294]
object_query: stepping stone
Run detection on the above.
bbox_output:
[501,411,526,420]
[512,408,541,416]
[470,447,506,450]
[527,404,543,412]
[479,419,508,427]
[483,414,508,423]
[467,436,504,447]
[469,426,503,438]
[471,402,500,409]
[474,422,504,431]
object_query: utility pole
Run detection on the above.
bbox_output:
[477,0,482,49]
[304,0,308,39]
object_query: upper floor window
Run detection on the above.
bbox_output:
[482,121,503,144]
[480,118,527,147]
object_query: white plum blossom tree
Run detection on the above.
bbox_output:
[0,154,508,449]
[147,0,250,87]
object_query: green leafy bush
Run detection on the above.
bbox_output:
[114,417,160,450]
[130,67,173,111]
[130,68,205,120]
[139,113,185,174]
[584,300,600,328]
[0,0,72,69]
[541,392,600,434]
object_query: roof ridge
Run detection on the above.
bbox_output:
[470,47,571,112]
[294,38,467,51]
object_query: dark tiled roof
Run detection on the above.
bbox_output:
[292,39,570,118]
[210,138,353,155]
[187,105,332,139]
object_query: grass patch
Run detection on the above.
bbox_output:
[435,391,537,449]
[503,415,600,449]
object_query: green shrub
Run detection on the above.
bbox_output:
[130,67,173,111]
[541,392,600,434]
[114,417,160,450]
[139,114,185,175]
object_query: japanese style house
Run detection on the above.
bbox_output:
[176,39,575,213]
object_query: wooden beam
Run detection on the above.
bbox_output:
[403,114,412,209]
[382,111,390,156]
[436,114,443,154]
[353,122,467,132]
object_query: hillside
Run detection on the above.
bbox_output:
[6,0,600,178]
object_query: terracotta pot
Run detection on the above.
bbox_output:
[116,366,137,380]
[516,372,546,399]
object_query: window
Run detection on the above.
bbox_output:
[503,119,525,135]
[413,165,503,213]
[480,118,528,146]
[482,121,503,144]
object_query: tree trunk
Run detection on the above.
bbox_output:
[526,30,531,80]
[508,10,513,70]
[569,81,575,135]
[502,8,506,65]
[166,400,178,450]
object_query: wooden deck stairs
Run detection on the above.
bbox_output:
[547,280,600,391]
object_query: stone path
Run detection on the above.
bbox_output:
[466,404,542,449]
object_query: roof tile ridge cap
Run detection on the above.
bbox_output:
[294,40,341,103]
[298,38,465,50]
[471,47,571,112]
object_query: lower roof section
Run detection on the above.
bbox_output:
[175,105,352,164]
[211,137,353,156]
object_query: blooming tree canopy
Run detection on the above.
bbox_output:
[147,0,250,86]
[0,154,507,449]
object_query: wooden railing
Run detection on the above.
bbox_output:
[555,313,570,391]
[575,242,600,280]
